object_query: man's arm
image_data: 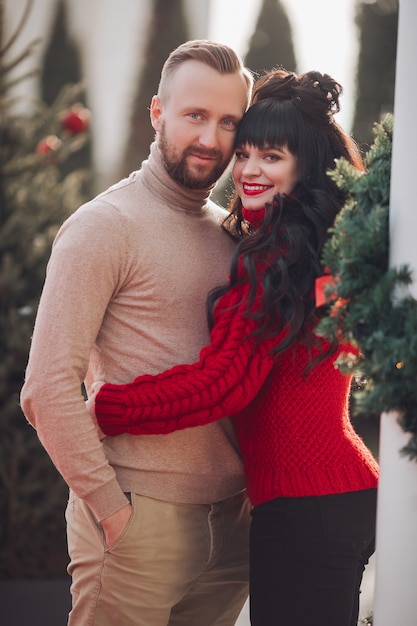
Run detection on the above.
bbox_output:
[20,205,130,527]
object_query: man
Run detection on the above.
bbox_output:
[21,40,253,626]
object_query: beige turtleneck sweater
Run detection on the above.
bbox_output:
[20,142,244,522]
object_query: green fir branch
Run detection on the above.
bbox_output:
[318,114,417,460]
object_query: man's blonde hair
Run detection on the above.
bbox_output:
[158,39,253,105]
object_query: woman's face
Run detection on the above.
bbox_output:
[232,143,299,211]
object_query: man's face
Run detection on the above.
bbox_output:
[151,60,249,189]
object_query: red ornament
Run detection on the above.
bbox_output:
[61,104,91,134]
[36,134,62,155]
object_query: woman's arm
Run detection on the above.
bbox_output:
[94,282,283,436]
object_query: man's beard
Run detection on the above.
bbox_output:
[159,126,230,190]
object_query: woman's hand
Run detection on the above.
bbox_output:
[85,381,106,438]
[85,380,106,418]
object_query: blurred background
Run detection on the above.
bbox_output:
[3,0,398,189]
[0,0,398,623]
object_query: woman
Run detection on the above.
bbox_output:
[87,69,379,626]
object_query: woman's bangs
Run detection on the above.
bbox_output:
[235,100,295,150]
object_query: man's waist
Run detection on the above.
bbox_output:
[116,467,246,505]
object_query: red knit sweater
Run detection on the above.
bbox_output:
[95,281,379,506]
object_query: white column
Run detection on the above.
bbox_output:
[374,413,417,625]
[72,0,152,189]
[184,0,211,38]
[2,0,59,109]
[373,0,417,624]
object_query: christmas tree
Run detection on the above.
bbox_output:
[318,114,417,461]
[244,0,297,76]
[0,0,92,577]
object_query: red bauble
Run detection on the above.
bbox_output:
[61,104,91,134]
[36,134,62,154]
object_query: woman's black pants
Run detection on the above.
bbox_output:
[249,488,377,626]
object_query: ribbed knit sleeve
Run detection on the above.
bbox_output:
[95,282,281,436]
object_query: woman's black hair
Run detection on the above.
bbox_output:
[207,69,364,363]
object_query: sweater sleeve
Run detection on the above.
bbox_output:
[95,282,282,436]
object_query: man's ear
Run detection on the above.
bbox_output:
[150,95,162,132]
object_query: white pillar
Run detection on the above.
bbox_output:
[373,413,417,625]
[2,0,59,110]
[373,0,417,624]
[72,0,152,189]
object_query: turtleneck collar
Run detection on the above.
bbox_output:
[242,207,266,230]
[140,141,213,215]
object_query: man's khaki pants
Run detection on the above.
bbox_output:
[66,490,251,626]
